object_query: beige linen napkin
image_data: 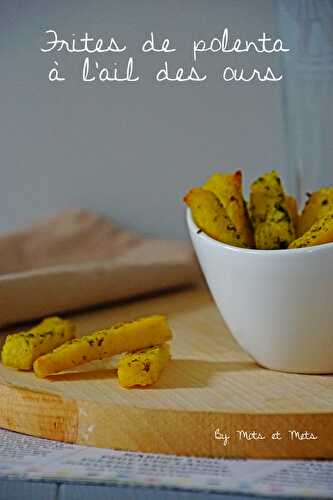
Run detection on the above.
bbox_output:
[0,210,198,327]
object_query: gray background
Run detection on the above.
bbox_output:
[0,0,287,239]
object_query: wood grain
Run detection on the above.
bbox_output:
[0,285,332,458]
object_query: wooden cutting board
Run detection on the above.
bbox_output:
[0,285,332,458]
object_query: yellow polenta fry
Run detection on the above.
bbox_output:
[33,315,172,378]
[1,317,75,371]
[249,170,285,222]
[285,195,299,234]
[298,187,333,236]
[289,210,333,248]
[249,171,295,249]
[184,187,248,247]
[203,170,254,247]
[118,343,170,388]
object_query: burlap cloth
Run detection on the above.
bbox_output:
[0,210,199,327]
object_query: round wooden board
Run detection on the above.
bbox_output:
[0,285,332,458]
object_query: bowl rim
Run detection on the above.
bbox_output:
[186,208,333,256]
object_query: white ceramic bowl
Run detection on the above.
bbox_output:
[187,209,333,373]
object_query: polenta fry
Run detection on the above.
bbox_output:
[33,315,172,378]
[1,317,75,371]
[289,210,333,248]
[249,171,295,249]
[203,171,254,247]
[285,195,299,234]
[118,343,170,387]
[298,187,333,236]
[184,187,248,247]
[249,170,285,223]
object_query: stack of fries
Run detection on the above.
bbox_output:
[1,315,172,388]
[184,170,333,250]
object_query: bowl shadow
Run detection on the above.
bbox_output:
[46,358,257,387]
[153,359,257,389]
